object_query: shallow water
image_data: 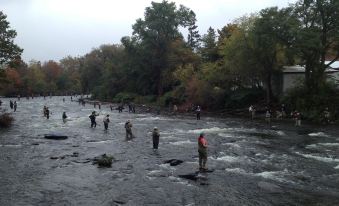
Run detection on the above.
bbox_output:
[0,97,339,206]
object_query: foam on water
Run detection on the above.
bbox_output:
[169,140,195,145]
[161,135,178,140]
[308,132,329,137]
[209,155,240,162]
[296,152,339,163]
[218,133,233,138]
[276,131,285,136]
[225,168,247,174]
[225,168,291,183]
[168,176,193,187]
[335,165,339,169]
[318,143,339,147]
[221,142,241,148]
[137,117,169,121]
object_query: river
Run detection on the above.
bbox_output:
[0,96,338,206]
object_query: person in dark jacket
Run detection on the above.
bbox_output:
[125,120,133,140]
[152,127,160,150]
[89,111,99,128]
[62,112,67,123]
[103,115,110,130]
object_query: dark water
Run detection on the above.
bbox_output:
[0,97,339,206]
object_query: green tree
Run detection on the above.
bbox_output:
[0,11,22,65]
[289,0,339,93]
[130,0,197,95]
[199,27,218,62]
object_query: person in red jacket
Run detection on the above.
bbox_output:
[198,132,208,170]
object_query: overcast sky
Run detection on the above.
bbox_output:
[1,0,296,62]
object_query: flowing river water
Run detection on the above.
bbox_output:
[0,96,339,206]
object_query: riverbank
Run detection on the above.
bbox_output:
[79,97,338,132]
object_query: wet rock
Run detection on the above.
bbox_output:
[44,134,68,140]
[164,159,184,166]
[178,172,200,181]
[50,156,58,160]
[92,154,114,167]
[73,159,91,164]
[113,200,126,205]
[31,143,39,146]
[71,152,79,157]
[258,181,282,193]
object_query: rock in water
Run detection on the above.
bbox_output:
[93,154,114,167]
[44,133,68,140]
[178,172,199,181]
[164,159,184,166]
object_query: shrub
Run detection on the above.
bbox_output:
[113,92,138,103]
[225,88,265,109]
[283,82,339,122]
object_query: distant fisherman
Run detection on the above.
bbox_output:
[265,109,271,127]
[198,132,208,170]
[292,110,301,126]
[103,114,110,130]
[62,112,67,123]
[89,111,99,128]
[152,127,160,150]
[13,101,17,112]
[196,105,201,120]
[45,107,50,119]
[10,100,13,109]
[125,120,133,140]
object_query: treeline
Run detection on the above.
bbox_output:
[1,58,82,96]
[1,0,339,120]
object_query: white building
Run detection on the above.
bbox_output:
[278,63,339,94]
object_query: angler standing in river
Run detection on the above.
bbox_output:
[89,111,99,128]
[196,105,201,120]
[13,101,17,112]
[103,114,110,130]
[198,132,208,171]
[10,100,13,109]
[45,107,50,119]
[152,127,160,150]
[125,120,133,140]
[62,112,67,123]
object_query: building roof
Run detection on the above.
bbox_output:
[325,61,339,69]
[283,65,339,74]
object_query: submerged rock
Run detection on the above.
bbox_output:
[44,133,68,140]
[93,154,114,167]
[164,159,184,166]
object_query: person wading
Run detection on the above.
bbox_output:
[45,107,50,119]
[196,105,201,120]
[152,127,160,150]
[198,132,208,171]
[103,115,110,130]
[62,112,67,123]
[13,101,17,112]
[89,111,99,128]
[125,120,133,140]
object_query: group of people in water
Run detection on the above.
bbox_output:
[249,104,332,126]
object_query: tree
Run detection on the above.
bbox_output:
[130,0,197,95]
[199,27,219,62]
[0,11,22,65]
[289,0,339,93]
[250,7,290,104]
